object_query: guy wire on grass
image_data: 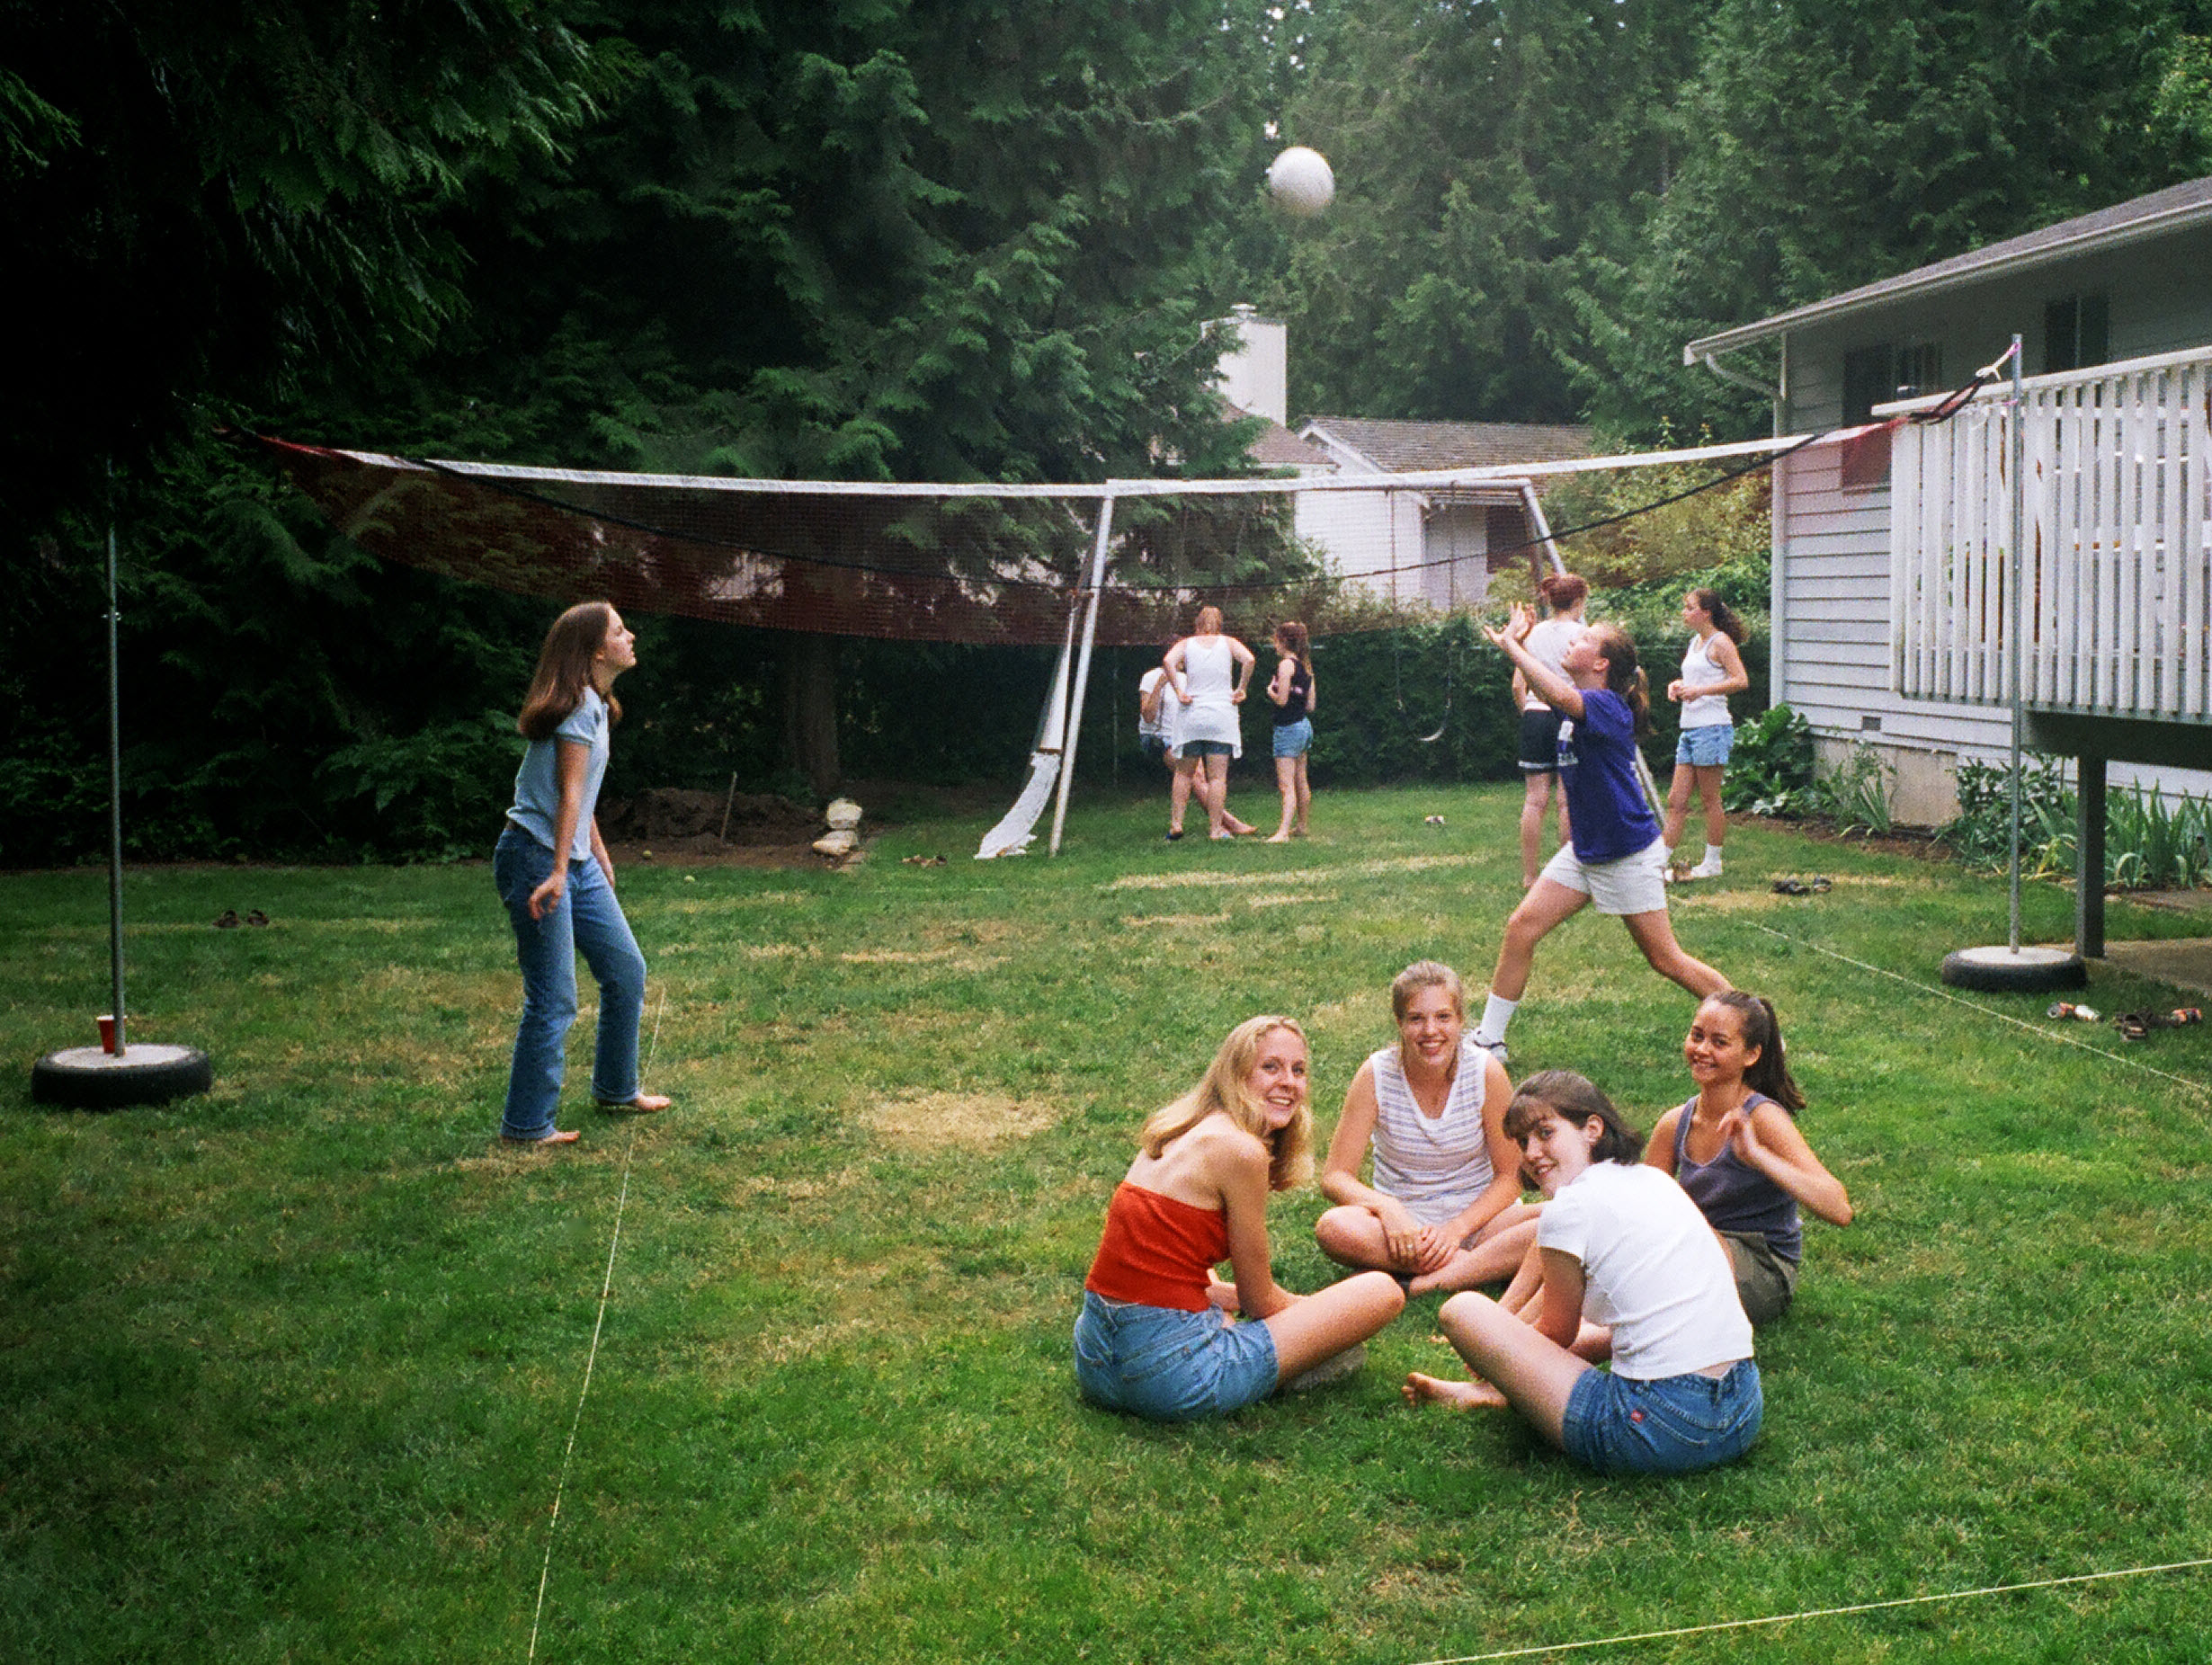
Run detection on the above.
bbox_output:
[525,984,668,1661]
[321,352,2008,615]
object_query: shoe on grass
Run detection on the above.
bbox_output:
[1685,857,1724,879]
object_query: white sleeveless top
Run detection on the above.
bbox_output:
[1366,1038,1497,1226]
[1678,631,1733,729]
[1521,617,1582,710]
[1176,636,1242,755]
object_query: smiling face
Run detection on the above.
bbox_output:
[1244,1026,1310,1130]
[1684,998,1760,1091]
[1519,1109,1602,1198]
[1396,982,1465,1074]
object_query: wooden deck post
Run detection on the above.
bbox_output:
[2076,752,2106,960]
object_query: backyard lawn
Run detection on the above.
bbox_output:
[4,782,2208,1662]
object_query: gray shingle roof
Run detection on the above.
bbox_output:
[1299,418,1595,473]
[1686,175,2212,362]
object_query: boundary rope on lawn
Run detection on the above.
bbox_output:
[1405,1556,2212,1664]
[525,984,668,1661]
[1753,923,2210,1097]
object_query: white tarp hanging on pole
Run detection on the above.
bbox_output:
[976,605,1081,859]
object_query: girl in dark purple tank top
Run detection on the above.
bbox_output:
[1644,993,1853,1324]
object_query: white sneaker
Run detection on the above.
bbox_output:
[1685,856,1724,879]
[1472,1035,1510,1065]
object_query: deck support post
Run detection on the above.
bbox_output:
[2075,753,2106,960]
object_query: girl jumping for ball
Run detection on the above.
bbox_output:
[1468,605,1729,1063]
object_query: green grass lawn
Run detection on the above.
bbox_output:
[4,782,2209,1662]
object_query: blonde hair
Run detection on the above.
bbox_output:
[1389,959,1464,1023]
[1140,1015,1314,1191]
[1194,604,1225,636]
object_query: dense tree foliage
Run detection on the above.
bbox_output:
[1265,0,2212,439]
[8,0,2212,861]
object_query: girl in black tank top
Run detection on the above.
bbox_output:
[1265,622,1316,842]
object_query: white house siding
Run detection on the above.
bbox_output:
[1292,485,1432,605]
[1774,248,2212,822]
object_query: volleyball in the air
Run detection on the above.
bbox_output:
[1267,147,1334,218]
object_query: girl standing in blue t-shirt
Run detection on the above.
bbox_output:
[493,601,672,1145]
[1468,605,1730,1062]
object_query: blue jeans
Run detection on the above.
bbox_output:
[1073,1290,1280,1421]
[1559,1359,1762,1475]
[494,824,647,1139]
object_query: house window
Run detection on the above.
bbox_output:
[2044,294,2109,373]
[1840,343,1896,487]
[1895,343,1943,398]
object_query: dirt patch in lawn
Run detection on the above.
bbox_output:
[868,1090,1059,1151]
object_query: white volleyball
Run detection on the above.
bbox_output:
[1267,147,1334,218]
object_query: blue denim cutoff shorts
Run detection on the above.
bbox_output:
[1271,717,1313,759]
[1073,1290,1280,1421]
[1558,1358,1762,1474]
[1676,724,1735,767]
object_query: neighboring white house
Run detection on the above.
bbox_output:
[1685,177,2212,827]
[1214,307,1593,607]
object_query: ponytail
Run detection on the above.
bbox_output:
[1589,623,1652,738]
[1703,991,1806,1112]
[1690,587,1746,645]
[1537,572,1589,615]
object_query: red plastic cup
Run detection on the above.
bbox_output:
[97,1014,118,1055]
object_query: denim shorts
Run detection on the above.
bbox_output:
[1180,738,1234,760]
[1141,735,1174,762]
[1073,1290,1280,1421]
[1676,724,1735,767]
[1559,1359,1762,1475]
[1271,717,1312,759]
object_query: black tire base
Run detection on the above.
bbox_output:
[31,1044,214,1109]
[1939,945,2088,994]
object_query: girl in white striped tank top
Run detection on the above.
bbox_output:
[1316,962,1544,1296]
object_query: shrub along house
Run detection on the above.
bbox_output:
[1685,177,2212,953]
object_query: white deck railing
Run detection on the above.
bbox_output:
[1886,346,2212,723]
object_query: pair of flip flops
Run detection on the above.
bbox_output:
[213,909,270,928]
[1770,876,1833,895]
[2114,1008,2204,1041]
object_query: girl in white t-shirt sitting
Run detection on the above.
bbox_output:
[1403,1070,1761,1475]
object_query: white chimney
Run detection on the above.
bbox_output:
[1214,303,1288,427]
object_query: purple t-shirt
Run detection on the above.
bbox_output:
[1556,688,1658,862]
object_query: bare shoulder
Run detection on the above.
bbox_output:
[1183,1113,1270,1176]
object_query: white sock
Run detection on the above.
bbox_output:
[1479,994,1519,1043]
[1705,844,1724,866]
[1661,846,1674,867]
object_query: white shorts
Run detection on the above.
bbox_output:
[1540,837,1668,917]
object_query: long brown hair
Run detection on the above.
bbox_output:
[1273,619,1312,674]
[1700,992,1806,1112]
[1140,1015,1314,1191]
[1586,622,1652,737]
[517,601,624,741]
[1688,586,1746,644]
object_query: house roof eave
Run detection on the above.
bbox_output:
[1681,183,2212,365]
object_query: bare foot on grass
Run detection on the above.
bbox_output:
[1265,832,1291,843]
[598,1093,673,1114]
[1402,1372,1509,1411]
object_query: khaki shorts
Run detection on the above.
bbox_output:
[1539,836,1669,916]
[1718,1230,1798,1326]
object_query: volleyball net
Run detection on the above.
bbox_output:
[254,422,1886,855]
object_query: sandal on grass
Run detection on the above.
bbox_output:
[1770,876,1833,895]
